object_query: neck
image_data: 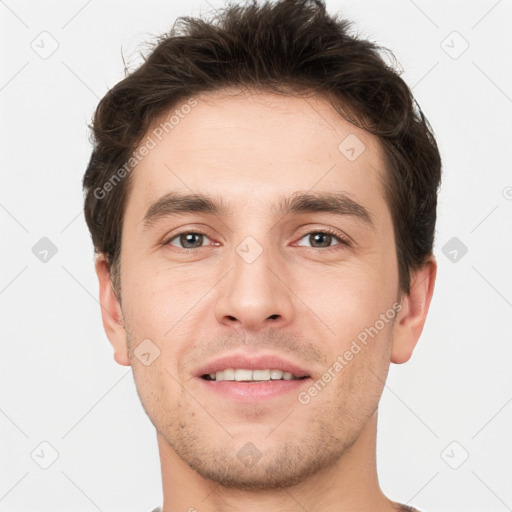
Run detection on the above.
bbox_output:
[157,411,397,512]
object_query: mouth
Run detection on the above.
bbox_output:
[195,353,312,402]
[201,369,309,382]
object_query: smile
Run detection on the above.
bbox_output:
[202,368,307,382]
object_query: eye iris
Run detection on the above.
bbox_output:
[310,233,332,248]
[180,233,203,248]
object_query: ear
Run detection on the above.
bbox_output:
[391,256,437,364]
[95,254,130,366]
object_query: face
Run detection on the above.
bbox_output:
[112,90,405,488]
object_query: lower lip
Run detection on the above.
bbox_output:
[198,377,311,402]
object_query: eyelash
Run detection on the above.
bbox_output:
[297,228,351,249]
[163,228,350,251]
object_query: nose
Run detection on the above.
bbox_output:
[214,242,295,332]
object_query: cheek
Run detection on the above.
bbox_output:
[131,362,183,431]
[121,261,205,336]
[302,263,395,331]
[120,263,217,386]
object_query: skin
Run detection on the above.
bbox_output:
[96,89,436,512]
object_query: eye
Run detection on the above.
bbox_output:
[295,229,349,249]
[165,231,213,249]
[163,229,349,251]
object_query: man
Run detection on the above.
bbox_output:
[82,0,441,510]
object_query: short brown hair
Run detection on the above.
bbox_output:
[83,0,442,296]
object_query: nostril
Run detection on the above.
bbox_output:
[268,314,279,320]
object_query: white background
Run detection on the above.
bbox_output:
[1,0,511,511]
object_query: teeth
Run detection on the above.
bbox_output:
[234,369,252,381]
[252,369,270,380]
[208,369,303,382]
[222,368,235,380]
[270,369,283,379]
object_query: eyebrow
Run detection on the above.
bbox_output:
[142,190,375,231]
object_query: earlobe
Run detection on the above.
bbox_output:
[391,256,437,364]
[95,255,131,367]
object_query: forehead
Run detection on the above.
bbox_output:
[126,89,390,229]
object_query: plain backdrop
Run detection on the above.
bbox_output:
[1,0,511,511]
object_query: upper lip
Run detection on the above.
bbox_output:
[195,352,311,378]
